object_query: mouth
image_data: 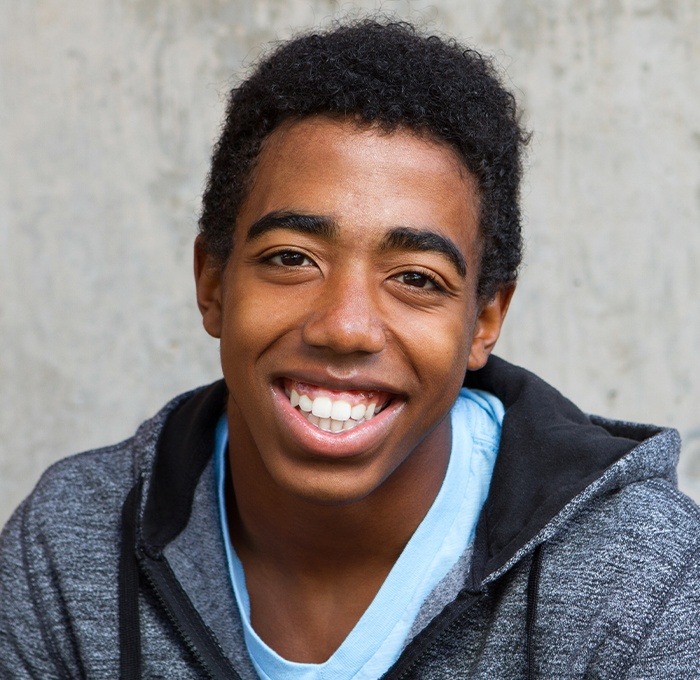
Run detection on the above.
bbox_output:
[281,379,393,434]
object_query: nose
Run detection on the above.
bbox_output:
[301,273,386,355]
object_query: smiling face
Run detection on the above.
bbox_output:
[196,116,512,506]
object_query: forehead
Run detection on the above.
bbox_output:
[237,115,480,256]
[252,115,473,193]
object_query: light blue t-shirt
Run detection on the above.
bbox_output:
[214,387,504,680]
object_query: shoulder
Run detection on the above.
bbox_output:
[35,438,135,507]
[534,478,700,676]
[4,383,206,552]
[0,440,139,678]
[544,476,700,594]
[562,475,700,560]
[0,438,140,600]
[0,386,215,677]
[18,438,137,543]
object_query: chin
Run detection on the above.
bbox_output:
[273,464,388,507]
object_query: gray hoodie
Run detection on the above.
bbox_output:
[1,356,699,678]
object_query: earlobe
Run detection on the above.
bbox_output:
[194,236,224,339]
[467,284,515,370]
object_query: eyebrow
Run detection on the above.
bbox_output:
[245,211,337,241]
[245,211,467,278]
[380,227,467,277]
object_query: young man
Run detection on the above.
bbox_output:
[1,20,699,680]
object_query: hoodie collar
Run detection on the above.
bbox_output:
[140,380,228,555]
[137,356,676,579]
[464,355,673,584]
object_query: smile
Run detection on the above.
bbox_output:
[282,379,391,434]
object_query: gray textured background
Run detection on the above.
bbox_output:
[2,0,699,527]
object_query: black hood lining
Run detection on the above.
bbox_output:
[465,356,639,581]
[142,380,228,553]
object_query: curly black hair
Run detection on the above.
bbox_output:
[199,19,528,299]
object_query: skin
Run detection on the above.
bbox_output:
[195,116,514,662]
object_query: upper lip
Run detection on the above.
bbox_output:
[272,367,404,397]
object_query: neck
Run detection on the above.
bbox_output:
[225,417,451,579]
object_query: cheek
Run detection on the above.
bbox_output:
[218,288,262,370]
[219,282,301,369]
[392,305,473,385]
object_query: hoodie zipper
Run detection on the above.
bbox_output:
[384,545,544,679]
[139,551,243,680]
[382,590,482,679]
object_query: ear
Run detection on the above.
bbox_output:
[194,235,224,339]
[467,284,515,370]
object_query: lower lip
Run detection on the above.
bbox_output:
[271,384,404,459]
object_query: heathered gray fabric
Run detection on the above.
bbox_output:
[404,544,474,647]
[1,388,699,678]
[0,392,198,678]
[392,478,700,679]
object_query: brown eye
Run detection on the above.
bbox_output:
[270,251,313,267]
[401,271,436,289]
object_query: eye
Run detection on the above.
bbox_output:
[268,250,315,267]
[398,271,440,290]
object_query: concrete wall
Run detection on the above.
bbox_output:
[2,0,699,526]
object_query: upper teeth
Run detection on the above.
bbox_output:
[288,388,382,433]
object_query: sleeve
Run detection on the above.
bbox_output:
[0,501,64,679]
[624,546,700,679]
